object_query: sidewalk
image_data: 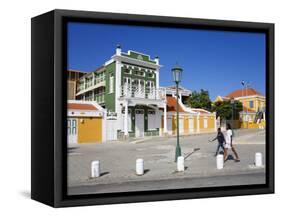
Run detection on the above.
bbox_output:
[68,129,266,189]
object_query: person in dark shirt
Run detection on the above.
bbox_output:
[209,128,225,156]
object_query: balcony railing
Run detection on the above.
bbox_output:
[120,85,166,100]
[95,93,105,103]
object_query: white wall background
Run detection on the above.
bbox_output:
[0,0,279,215]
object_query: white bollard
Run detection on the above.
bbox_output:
[216,154,224,170]
[136,159,144,175]
[177,156,185,172]
[255,152,263,167]
[91,161,100,178]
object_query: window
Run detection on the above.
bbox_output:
[109,74,114,93]
[147,72,154,78]
[133,70,144,77]
[249,100,254,108]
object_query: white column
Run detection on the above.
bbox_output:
[164,102,168,134]
[115,56,122,130]
[116,44,121,55]
[197,113,200,133]
[102,109,107,142]
[214,112,217,132]
[155,68,160,89]
[124,101,129,137]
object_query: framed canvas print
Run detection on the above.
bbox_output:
[31,9,274,207]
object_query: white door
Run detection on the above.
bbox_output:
[135,109,144,137]
[68,118,77,144]
[106,119,117,141]
[179,118,184,135]
[189,118,194,133]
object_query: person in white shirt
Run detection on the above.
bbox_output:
[224,123,240,162]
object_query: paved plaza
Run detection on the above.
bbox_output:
[67,129,266,195]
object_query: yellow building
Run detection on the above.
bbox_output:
[162,96,217,135]
[215,88,266,129]
[67,100,106,145]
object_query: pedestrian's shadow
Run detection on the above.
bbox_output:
[225,155,234,161]
[184,148,200,160]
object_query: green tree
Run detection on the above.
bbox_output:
[212,100,243,120]
[186,89,212,111]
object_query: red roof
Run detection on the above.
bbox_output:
[166,96,185,112]
[68,103,98,111]
[226,88,263,98]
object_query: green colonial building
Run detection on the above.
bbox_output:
[75,45,167,139]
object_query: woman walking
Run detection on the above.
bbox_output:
[224,123,240,162]
[209,128,225,156]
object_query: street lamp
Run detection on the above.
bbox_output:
[241,80,250,128]
[172,63,183,162]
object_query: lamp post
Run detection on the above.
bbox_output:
[241,80,250,128]
[172,63,183,162]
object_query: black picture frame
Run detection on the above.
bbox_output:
[31,9,274,207]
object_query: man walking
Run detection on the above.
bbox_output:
[209,127,225,156]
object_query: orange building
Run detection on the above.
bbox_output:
[67,100,106,145]
[162,96,217,135]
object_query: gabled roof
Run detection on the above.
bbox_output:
[166,96,185,112]
[68,103,98,111]
[226,88,263,98]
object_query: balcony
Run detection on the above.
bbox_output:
[95,93,105,104]
[76,80,105,96]
[120,85,166,100]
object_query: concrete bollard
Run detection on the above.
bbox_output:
[216,154,224,170]
[91,161,100,178]
[136,159,144,175]
[177,156,185,172]
[255,152,263,167]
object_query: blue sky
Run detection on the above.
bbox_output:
[67,22,266,100]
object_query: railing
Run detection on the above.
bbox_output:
[95,93,105,103]
[120,85,166,100]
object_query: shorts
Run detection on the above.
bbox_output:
[224,143,231,149]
